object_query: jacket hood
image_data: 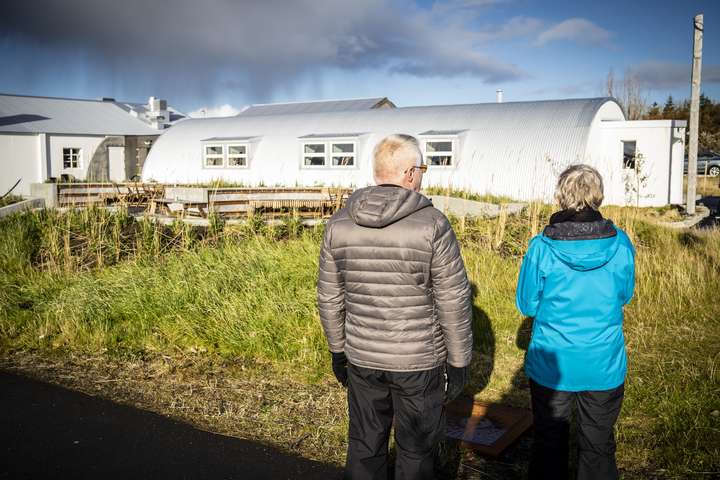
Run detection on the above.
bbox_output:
[540,229,621,271]
[543,217,617,241]
[347,185,432,228]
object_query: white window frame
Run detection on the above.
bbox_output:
[226,143,249,169]
[302,142,327,167]
[203,144,225,168]
[422,138,455,168]
[330,141,357,167]
[62,147,82,169]
[300,139,358,169]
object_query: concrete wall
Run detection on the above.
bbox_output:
[669,125,685,205]
[124,135,158,180]
[86,136,125,182]
[0,133,41,196]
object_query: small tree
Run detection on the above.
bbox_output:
[604,68,647,119]
[623,150,650,207]
[646,102,661,119]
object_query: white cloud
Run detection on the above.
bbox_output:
[188,104,241,118]
[535,18,613,47]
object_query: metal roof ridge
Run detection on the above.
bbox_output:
[394,97,611,110]
[246,96,387,107]
[0,92,176,108]
[0,92,111,103]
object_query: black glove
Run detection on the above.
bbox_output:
[445,364,468,403]
[331,351,348,387]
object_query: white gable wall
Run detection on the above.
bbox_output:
[587,120,686,207]
[47,134,105,181]
[0,133,41,196]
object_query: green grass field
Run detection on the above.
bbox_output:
[0,204,718,478]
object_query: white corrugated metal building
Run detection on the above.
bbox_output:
[0,93,185,196]
[143,96,685,207]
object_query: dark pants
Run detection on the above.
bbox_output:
[529,379,624,480]
[345,364,445,480]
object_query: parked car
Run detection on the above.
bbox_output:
[684,151,720,177]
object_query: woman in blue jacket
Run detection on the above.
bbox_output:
[516,164,635,480]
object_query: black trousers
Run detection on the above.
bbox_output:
[345,364,445,480]
[529,379,624,480]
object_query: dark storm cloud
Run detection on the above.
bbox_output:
[629,61,720,89]
[0,0,528,102]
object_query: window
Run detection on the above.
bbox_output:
[303,143,326,166]
[622,141,636,170]
[227,144,248,167]
[204,145,224,167]
[62,148,81,169]
[331,143,355,166]
[302,141,356,167]
[201,139,254,168]
[300,138,358,168]
[424,140,453,166]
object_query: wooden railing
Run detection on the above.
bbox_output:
[53,183,351,218]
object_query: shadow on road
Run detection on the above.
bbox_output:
[0,372,342,479]
[698,195,720,229]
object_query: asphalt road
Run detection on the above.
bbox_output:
[0,372,342,479]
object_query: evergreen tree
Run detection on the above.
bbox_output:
[662,95,675,117]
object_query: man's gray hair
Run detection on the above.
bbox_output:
[373,134,422,180]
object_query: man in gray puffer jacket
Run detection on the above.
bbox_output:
[317,134,473,480]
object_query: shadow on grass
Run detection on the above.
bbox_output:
[435,287,535,479]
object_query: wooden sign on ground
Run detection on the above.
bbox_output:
[445,398,533,457]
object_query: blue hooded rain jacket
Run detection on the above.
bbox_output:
[516,225,635,392]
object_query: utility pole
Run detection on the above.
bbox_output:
[687,13,703,215]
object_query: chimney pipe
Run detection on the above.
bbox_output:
[496,89,504,103]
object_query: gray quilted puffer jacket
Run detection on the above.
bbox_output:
[317,185,473,372]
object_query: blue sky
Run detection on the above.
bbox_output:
[1,0,718,116]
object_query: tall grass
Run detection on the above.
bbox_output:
[0,203,718,476]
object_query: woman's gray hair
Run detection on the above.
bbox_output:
[554,164,604,210]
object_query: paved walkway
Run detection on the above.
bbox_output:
[0,372,342,479]
[428,195,525,218]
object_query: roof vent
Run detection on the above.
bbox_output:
[496,89,503,103]
[101,97,116,102]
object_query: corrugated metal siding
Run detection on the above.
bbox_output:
[143,98,624,202]
[0,94,160,135]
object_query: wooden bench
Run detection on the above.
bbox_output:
[150,198,209,217]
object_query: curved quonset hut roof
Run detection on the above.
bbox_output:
[142,97,624,201]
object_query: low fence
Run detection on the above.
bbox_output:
[34,183,351,219]
[56,182,165,207]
